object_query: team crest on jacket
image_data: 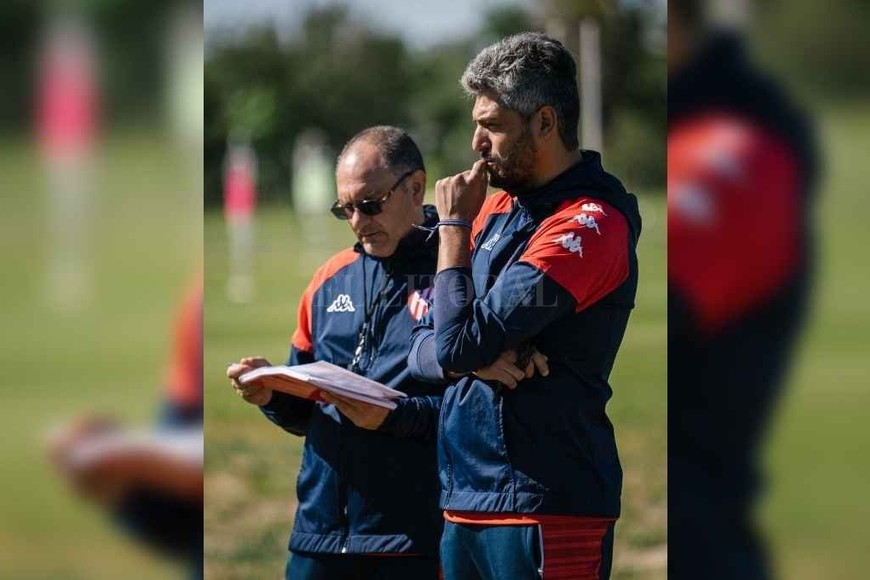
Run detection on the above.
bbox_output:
[480,233,501,251]
[326,294,356,313]
[407,287,433,321]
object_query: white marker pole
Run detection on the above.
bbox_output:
[579,17,603,153]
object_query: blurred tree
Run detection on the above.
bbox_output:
[755,0,870,97]
[601,7,666,187]
[203,2,669,205]
[0,1,39,131]
[541,0,610,20]
[225,87,277,141]
[0,0,200,132]
[539,0,665,187]
[204,6,414,205]
[408,41,477,179]
[480,6,536,43]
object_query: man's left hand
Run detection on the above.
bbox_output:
[320,392,390,430]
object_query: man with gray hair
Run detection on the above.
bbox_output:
[407,32,642,579]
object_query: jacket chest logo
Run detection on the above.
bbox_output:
[407,287,433,321]
[326,294,356,313]
[480,233,501,251]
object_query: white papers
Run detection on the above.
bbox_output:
[239,361,405,410]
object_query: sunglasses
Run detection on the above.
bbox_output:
[330,170,415,220]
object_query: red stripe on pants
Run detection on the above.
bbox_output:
[540,520,610,580]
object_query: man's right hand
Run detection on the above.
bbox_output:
[435,158,489,222]
[227,356,273,406]
[473,348,549,389]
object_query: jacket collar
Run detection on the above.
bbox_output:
[505,151,642,242]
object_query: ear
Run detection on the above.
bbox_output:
[410,170,426,205]
[536,106,558,141]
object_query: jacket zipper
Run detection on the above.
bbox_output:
[365,260,393,370]
[341,259,391,550]
[337,419,350,554]
[440,391,454,507]
[340,502,349,553]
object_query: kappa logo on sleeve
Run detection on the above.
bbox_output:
[581,202,607,215]
[407,287,433,321]
[571,212,601,235]
[326,294,356,313]
[555,232,583,257]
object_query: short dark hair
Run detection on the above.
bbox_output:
[337,125,425,176]
[461,32,580,150]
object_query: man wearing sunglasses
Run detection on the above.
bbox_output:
[227,126,445,579]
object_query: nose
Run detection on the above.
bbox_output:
[349,206,371,230]
[472,126,490,155]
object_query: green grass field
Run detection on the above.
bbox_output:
[204,189,668,579]
[760,102,870,579]
[0,134,200,579]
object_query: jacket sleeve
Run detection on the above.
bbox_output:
[377,394,442,443]
[434,207,631,373]
[259,272,321,436]
[258,346,316,436]
[407,308,448,383]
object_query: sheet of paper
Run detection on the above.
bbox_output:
[238,361,404,409]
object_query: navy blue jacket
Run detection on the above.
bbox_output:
[260,207,443,556]
[408,154,641,517]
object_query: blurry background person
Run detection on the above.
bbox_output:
[35,8,100,311]
[668,0,818,578]
[48,275,204,579]
[0,1,201,577]
[223,140,258,303]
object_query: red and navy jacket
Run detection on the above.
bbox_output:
[408,153,641,518]
[259,206,443,557]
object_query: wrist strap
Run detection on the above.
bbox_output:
[438,219,473,229]
[412,219,473,241]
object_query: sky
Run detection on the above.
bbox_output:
[205,0,541,50]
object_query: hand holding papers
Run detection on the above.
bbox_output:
[237,360,405,410]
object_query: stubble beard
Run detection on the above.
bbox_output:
[485,126,537,192]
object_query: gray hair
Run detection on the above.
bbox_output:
[461,32,580,150]
[337,125,425,175]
